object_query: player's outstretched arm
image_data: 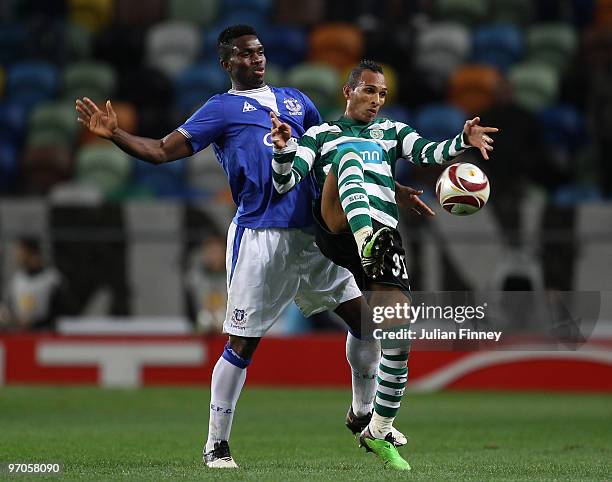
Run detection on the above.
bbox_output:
[399,117,498,166]
[76,97,192,164]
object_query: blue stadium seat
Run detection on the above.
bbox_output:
[472,24,524,72]
[539,105,585,150]
[260,26,307,68]
[223,0,272,15]
[414,104,466,141]
[0,102,28,145]
[132,158,187,198]
[0,24,26,65]
[175,62,229,115]
[0,142,18,193]
[6,61,58,110]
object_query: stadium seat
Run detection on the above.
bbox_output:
[63,61,117,103]
[22,146,73,195]
[169,0,219,26]
[436,0,488,26]
[224,0,272,14]
[6,61,58,111]
[526,23,577,72]
[260,26,308,69]
[309,24,363,72]
[449,65,503,115]
[414,104,467,141]
[187,146,227,196]
[491,0,533,25]
[582,26,612,69]
[117,66,173,109]
[76,144,131,195]
[472,24,524,72]
[65,22,92,61]
[80,101,138,146]
[508,62,559,112]
[263,63,284,89]
[539,105,585,150]
[174,62,229,116]
[146,21,201,78]
[596,0,612,26]
[0,102,28,145]
[276,0,325,26]
[29,102,80,149]
[379,105,411,124]
[132,158,187,198]
[114,0,166,26]
[0,24,25,65]
[286,63,340,115]
[69,0,113,32]
[0,143,18,193]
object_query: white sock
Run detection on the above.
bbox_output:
[369,411,394,439]
[354,226,373,256]
[346,331,380,417]
[205,355,247,452]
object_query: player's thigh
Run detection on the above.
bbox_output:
[321,170,349,233]
[224,225,300,337]
[295,233,362,317]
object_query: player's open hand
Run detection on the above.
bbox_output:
[463,117,499,161]
[395,183,436,216]
[76,97,118,140]
[270,111,292,149]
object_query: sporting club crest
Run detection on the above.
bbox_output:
[370,129,384,140]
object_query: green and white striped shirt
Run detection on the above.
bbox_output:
[272,116,470,229]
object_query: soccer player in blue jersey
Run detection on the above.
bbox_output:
[76,25,428,469]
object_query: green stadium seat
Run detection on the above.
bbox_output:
[436,0,488,26]
[169,0,218,26]
[286,63,340,115]
[63,61,117,102]
[69,0,113,32]
[76,144,131,195]
[65,22,92,61]
[526,23,577,72]
[28,102,79,148]
[508,62,559,112]
[491,0,533,25]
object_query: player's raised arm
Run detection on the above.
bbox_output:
[270,111,319,194]
[76,97,193,164]
[397,117,499,165]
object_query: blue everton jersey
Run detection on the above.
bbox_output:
[177,85,322,229]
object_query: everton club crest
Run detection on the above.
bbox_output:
[283,98,303,116]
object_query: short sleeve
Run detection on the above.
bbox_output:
[299,92,323,130]
[176,96,226,154]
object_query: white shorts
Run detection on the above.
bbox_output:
[223,223,362,337]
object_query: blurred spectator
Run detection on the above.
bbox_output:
[0,237,77,331]
[183,235,227,333]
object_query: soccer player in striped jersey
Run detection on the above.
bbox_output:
[270,60,498,470]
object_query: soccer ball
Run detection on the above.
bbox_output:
[436,163,490,215]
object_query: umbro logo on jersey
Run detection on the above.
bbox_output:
[242,101,257,112]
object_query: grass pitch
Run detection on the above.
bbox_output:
[0,387,610,481]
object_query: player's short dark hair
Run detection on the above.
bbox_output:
[17,236,41,254]
[347,60,384,89]
[217,24,258,61]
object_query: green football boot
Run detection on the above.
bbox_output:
[359,427,411,471]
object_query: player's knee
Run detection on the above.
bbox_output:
[227,335,260,361]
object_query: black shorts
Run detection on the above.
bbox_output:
[312,199,411,292]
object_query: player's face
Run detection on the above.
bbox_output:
[225,35,266,90]
[344,70,388,123]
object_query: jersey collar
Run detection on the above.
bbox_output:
[228,85,270,94]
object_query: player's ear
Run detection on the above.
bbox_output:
[342,84,352,100]
[219,58,231,73]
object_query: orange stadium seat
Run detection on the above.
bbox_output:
[276,0,324,26]
[596,0,612,26]
[309,24,363,72]
[449,65,503,115]
[114,0,166,26]
[79,101,138,146]
[69,0,113,32]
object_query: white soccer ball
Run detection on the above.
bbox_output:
[435,163,490,215]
